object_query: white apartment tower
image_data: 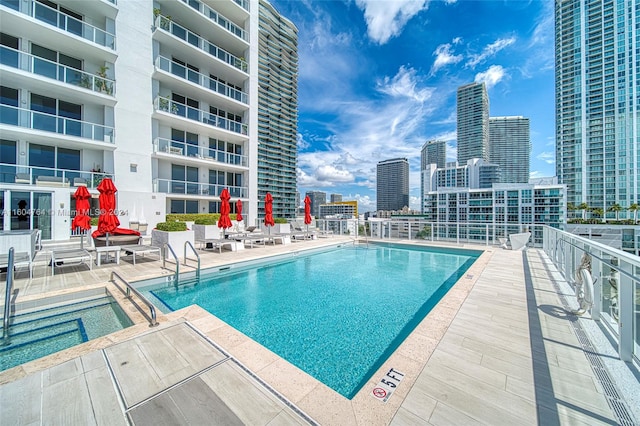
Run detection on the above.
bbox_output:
[457,82,489,165]
[489,116,530,184]
[0,0,262,240]
[555,0,639,216]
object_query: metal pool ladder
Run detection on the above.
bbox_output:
[2,248,15,344]
[110,271,159,327]
[163,243,179,282]
[183,241,201,280]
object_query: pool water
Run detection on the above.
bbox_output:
[1,296,133,372]
[143,243,480,398]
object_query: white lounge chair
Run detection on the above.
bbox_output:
[0,251,34,278]
[51,248,92,275]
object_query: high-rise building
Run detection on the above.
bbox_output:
[305,191,326,218]
[0,0,259,240]
[555,0,639,217]
[330,193,342,203]
[489,116,530,183]
[377,158,409,211]
[421,140,446,169]
[457,82,489,164]
[257,0,298,218]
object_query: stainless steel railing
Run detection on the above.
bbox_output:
[110,271,158,327]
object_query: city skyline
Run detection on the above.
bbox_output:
[271,0,555,212]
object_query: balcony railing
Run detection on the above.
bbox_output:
[2,0,116,50]
[154,178,247,198]
[178,0,246,41]
[155,56,246,104]
[1,104,115,143]
[155,15,246,72]
[233,0,248,11]
[153,138,247,167]
[0,46,115,95]
[0,162,111,189]
[154,96,248,135]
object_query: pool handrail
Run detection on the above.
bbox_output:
[110,271,159,327]
[183,241,201,280]
[163,243,179,282]
[2,248,15,342]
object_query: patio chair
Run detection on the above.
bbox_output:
[0,251,34,278]
[51,248,92,275]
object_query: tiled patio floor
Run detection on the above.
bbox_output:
[1,239,637,425]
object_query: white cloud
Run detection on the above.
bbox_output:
[297,66,442,196]
[474,65,507,89]
[466,36,516,68]
[348,194,376,212]
[297,133,310,150]
[537,151,555,165]
[316,165,354,182]
[355,0,429,45]
[377,66,434,103]
[430,41,463,75]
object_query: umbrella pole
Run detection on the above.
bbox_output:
[106,232,109,247]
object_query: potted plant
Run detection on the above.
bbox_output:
[151,221,194,259]
[95,65,112,95]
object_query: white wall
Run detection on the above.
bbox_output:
[112,1,155,194]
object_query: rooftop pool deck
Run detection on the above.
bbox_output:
[1,237,638,425]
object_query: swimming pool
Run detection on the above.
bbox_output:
[1,294,133,372]
[142,243,481,398]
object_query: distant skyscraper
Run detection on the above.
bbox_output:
[489,116,530,183]
[377,158,409,211]
[421,140,447,169]
[555,0,639,215]
[457,82,489,164]
[330,193,342,203]
[305,191,326,218]
[258,0,299,218]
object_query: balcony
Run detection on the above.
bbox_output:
[154,15,246,73]
[155,56,246,104]
[0,162,112,189]
[154,96,248,136]
[176,0,247,42]
[1,0,116,50]
[1,104,114,144]
[153,138,247,167]
[0,46,115,97]
[154,178,247,198]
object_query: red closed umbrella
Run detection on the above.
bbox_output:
[264,192,274,233]
[95,177,119,245]
[218,188,232,237]
[72,185,91,248]
[235,199,243,223]
[304,195,312,225]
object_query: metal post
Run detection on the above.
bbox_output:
[618,260,633,361]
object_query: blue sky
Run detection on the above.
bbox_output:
[269,0,556,212]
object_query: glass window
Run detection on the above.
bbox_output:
[185,200,198,213]
[170,199,184,213]
[57,147,80,170]
[0,33,19,67]
[29,144,55,168]
[0,139,16,183]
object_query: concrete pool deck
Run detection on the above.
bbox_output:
[1,238,638,425]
